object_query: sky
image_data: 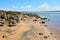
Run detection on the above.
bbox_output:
[0,0,60,11]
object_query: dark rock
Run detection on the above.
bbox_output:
[33,20,37,21]
[0,25,4,26]
[48,19,50,21]
[7,18,17,27]
[8,24,16,27]
[0,22,4,26]
[2,35,4,38]
[48,35,50,37]
[41,21,45,24]
[50,33,53,35]
[2,35,7,38]
[44,36,48,39]
[39,33,43,35]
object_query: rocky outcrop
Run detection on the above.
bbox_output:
[0,10,40,27]
[0,11,20,27]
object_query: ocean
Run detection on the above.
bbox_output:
[37,12,60,40]
[24,12,60,40]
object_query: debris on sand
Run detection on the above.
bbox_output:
[41,21,45,24]
[50,33,53,35]
[2,35,7,38]
[39,33,43,35]
[43,36,48,39]
[41,18,48,20]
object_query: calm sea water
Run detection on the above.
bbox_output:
[37,12,60,40]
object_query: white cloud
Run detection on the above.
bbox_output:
[0,8,8,10]
[51,6,60,11]
[36,3,49,11]
[25,5,32,9]
[11,5,32,9]
[40,3,48,8]
[20,6,25,9]
[37,3,60,11]
[12,6,19,9]
[0,4,60,11]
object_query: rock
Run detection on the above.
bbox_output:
[43,36,48,39]
[33,20,37,21]
[0,22,4,26]
[50,33,53,35]
[2,35,7,38]
[39,33,43,35]
[48,35,50,37]
[48,19,50,21]
[8,24,16,27]
[41,21,45,24]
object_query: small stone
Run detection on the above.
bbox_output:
[44,36,48,39]
[41,21,45,24]
[39,33,43,35]
[48,19,50,21]
[50,33,53,35]
[48,35,50,37]
[0,22,4,26]
[2,35,7,38]
[33,20,37,21]
[2,35,4,38]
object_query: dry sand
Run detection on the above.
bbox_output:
[0,12,57,40]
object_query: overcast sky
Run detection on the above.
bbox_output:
[0,0,60,11]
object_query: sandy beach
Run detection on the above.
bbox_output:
[0,11,57,40]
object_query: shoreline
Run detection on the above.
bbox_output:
[0,10,57,40]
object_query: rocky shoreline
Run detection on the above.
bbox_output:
[0,10,57,40]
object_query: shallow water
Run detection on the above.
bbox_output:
[37,12,60,40]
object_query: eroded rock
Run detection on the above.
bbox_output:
[0,11,20,27]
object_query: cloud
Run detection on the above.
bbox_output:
[12,6,19,9]
[37,3,60,11]
[11,5,32,9]
[0,5,32,11]
[20,6,25,9]
[0,4,60,11]
[0,8,9,10]
[50,6,60,11]
[36,3,49,11]
[26,5,32,9]
[40,3,48,8]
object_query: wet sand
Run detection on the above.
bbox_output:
[46,23,60,40]
[38,13,60,40]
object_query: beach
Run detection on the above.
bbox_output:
[38,13,60,40]
[0,11,57,40]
